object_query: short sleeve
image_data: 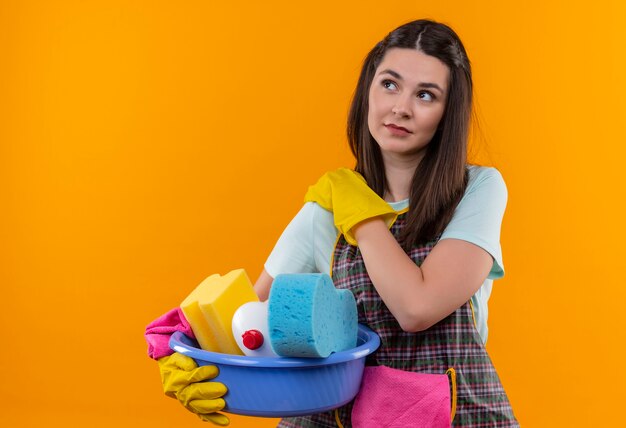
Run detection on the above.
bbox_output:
[439,167,508,279]
[264,203,317,277]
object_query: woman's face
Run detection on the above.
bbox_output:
[367,48,449,165]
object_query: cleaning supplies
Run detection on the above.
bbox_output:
[231,301,278,357]
[267,273,358,358]
[158,352,229,425]
[145,307,196,360]
[180,269,259,354]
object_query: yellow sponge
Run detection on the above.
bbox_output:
[180,269,259,354]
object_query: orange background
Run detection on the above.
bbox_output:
[1,1,625,427]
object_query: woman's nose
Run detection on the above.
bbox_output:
[391,96,412,117]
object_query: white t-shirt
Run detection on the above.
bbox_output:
[265,165,507,344]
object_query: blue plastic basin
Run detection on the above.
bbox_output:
[169,324,380,417]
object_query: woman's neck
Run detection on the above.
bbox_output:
[383,159,419,202]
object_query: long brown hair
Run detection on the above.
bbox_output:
[347,19,472,248]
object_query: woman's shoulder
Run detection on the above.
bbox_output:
[303,201,336,225]
[467,164,504,181]
[466,165,507,196]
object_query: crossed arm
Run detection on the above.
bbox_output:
[254,217,493,332]
[352,217,493,332]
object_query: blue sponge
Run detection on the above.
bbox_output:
[268,273,358,358]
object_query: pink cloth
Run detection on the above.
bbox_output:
[351,365,451,428]
[145,307,195,360]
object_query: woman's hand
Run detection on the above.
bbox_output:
[304,168,397,246]
[158,352,230,425]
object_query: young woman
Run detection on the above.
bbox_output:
[153,19,519,427]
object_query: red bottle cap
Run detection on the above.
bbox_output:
[242,329,264,350]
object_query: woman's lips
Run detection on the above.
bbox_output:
[384,123,412,136]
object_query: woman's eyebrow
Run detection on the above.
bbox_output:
[379,69,403,80]
[417,82,445,94]
[378,69,445,94]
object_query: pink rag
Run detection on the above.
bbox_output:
[351,365,452,428]
[144,307,195,360]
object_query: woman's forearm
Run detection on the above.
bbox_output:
[353,217,491,332]
[354,218,429,331]
[253,269,274,302]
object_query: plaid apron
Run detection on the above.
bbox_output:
[278,213,518,427]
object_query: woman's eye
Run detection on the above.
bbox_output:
[382,80,397,90]
[418,91,435,102]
